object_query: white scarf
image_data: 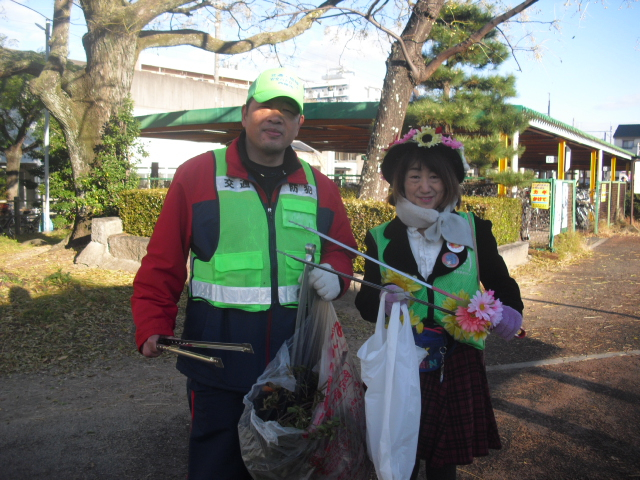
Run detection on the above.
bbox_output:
[395,195,474,248]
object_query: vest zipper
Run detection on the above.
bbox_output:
[266,203,279,305]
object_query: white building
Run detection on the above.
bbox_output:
[132,59,371,183]
[301,67,380,181]
[304,67,382,104]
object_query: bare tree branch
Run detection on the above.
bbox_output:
[136,0,344,52]
[310,4,420,77]
[495,26,523,72]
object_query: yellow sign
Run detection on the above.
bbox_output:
[531,183,550,209]
[600,183,608,202]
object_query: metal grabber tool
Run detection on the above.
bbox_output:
[278,242,527,339]
[290,243,317,363]
[156,337,255,367]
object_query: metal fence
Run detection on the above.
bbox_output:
[595,181,627,232]
[136,165,176,189]
[327,174,361,187]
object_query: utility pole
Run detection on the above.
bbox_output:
[214,9,221,84]
[547,93,550,116]
[36,20,54,232]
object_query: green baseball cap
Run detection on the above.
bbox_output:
[246,68,305,114]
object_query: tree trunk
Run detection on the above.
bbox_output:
[31,22,138,245]
[359,51,416,201]
[359,0,445,201]
[3,143,23,203]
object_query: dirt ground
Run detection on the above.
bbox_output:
[1,235,639,479]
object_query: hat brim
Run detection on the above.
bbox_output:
[380,143,412,184]
[380,143,466,184]
[251,92,304,114]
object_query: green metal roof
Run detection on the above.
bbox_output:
[137,101,380,153]
[514,105,633,159]
[136,101,634,169]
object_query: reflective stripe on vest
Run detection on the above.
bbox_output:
[371,212,481,345]
[190,147,321,312]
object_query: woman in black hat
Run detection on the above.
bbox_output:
[355,127,524,480]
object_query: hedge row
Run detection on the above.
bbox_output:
[119,189,168,237]
[119,190,522,272]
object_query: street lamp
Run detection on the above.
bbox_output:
[35,20,53,231]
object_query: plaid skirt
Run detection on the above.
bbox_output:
[416,342,501,468]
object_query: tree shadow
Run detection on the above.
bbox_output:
[1,281,140,374]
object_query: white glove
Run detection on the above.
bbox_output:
[308,264,341,301]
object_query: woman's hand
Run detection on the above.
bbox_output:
[381,284,408,316]
[492,306,523,341]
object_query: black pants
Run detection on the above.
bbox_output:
[410,460,457,480]
[186,378,252,480]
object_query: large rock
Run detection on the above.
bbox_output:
[75,241,111,268]
[498,241,529,270]
[108,234,149,262]
[75,218,148,273]
[91,217,123,244]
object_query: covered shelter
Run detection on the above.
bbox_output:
[136,102,633,185]
[510,106,634,189]
[136,102,378,154]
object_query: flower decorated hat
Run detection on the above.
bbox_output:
[380,127,471,184]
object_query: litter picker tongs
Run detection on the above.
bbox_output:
[156,337,254,368]
[277,250,455,315]
[289,221,465,302]
[282,223,526,338]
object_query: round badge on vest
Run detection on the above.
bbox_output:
[446,242,465,253]
[442,252,460,268]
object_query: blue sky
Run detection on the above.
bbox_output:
[1,0,638,141]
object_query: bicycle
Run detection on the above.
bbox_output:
[22,213,41,234]
[0,214,16,238]
[576,189,595,231]
[0,212,41,238]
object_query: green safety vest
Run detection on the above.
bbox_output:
[190,147,321,312]
[371,212,484,349]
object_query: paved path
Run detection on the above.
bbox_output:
[467,235,640,480]
[1,235,639,479]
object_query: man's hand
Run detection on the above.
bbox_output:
[142,334,163,357]
[308,264,341,301]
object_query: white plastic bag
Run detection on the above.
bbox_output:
[357,293,428,480]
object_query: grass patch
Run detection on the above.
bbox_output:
[511,231,592,282]
[554,231,588,261]
[0,233,186,375]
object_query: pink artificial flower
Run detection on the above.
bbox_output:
[441,135,463,149]
[489,295,503,327]
[386,129,419,150]
[389,128,419,147]
[455,306,488,333]
[467,290,498,322]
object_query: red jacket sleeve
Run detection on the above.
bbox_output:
[131,152,215,350]
[313,170,358,296]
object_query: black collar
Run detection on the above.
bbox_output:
[238,130,301,178]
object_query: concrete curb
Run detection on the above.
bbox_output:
[486,349,640,372]
[586,237,609,250]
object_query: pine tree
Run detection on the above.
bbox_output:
[405,1,529,175]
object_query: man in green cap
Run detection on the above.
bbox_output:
[132,67,357,479]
